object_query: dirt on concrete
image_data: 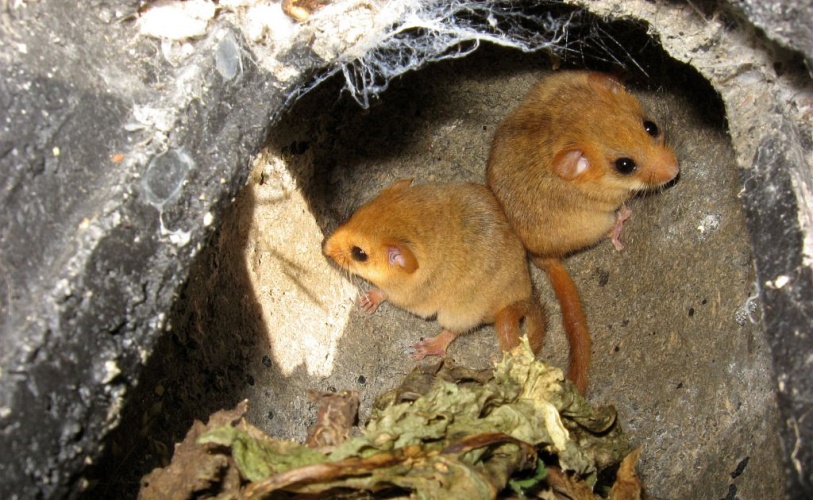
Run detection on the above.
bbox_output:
[89,44,785,499]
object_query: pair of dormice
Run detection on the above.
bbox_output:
[323,71,679,395]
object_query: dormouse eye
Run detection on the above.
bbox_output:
[643,120,659,137]
[351,246,368,262]
[614,158,637,175]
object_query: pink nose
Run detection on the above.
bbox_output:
[653,151,680,185]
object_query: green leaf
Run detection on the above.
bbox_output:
[508,458,548,495]
[199,425,326,482]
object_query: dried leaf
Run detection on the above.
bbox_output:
[141,341,638,499]
[200,423,325,482]
[306,390,360,448]
[373,359,494,409]
[246,432,537,498]
[609,448,645,500]
[546,467,599,500]
[138,401,248,499]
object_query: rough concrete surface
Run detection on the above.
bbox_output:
[275,48,787,500]
[91,44,785,498]
[729,0,813,71]
[577,1,813,494]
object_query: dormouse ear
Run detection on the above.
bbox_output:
[587,72,625,95]
[385,241,419,274]
[385,178,414,191]
[552,149,590,180]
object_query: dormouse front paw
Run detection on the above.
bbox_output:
[358,288,387,314]
[609,205,633,251]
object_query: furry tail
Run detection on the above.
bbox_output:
[494,296,546,355]
[534,256,591,394]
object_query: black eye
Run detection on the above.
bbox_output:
[643,120,659,137]
[614,158,637,175]
[350,246,368,262]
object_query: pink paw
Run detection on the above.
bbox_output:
[358,288,386,315]
[610,205,633,251]
[411,330,458,360]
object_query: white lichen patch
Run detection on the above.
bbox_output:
[766,274,791,289]
[792,152,813,267]
[307,0,383,63]
[102,360,121,384]
[137,0,217,41]
[696,213,721,241]
[735,288,760,326]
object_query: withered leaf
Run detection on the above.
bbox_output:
[200,423,326,482]
[143,340,637,499]
[306,389,360,449]
[609,448,646,500]
[138,401,249,500]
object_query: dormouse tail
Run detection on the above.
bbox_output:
[494,297,546,355]
[534,257,591,395]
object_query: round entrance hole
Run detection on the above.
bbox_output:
[89,19,787,500]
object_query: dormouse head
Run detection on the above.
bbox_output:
[550,72,679,193]
[322,179,419,287]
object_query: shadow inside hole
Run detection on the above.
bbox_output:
[81,182,274,498]
[288,37,728,233]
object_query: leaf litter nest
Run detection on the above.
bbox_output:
[139,340,645,499]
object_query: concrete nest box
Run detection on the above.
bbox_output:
[1,0,811,498]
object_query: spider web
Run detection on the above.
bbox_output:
[309,0,637,108]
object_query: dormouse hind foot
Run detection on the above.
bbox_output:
[412,330,459,360]
[359,288,387,315]
[610,205,633,251]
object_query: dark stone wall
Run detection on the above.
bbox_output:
[727,2,813,494]
[0,2,299,496]
[742,129,813,496]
